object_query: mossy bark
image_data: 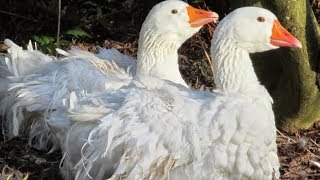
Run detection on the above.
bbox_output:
[215,0,320,131]
[271,0,320,131]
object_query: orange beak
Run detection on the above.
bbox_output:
[186,6,219,28]
[270,20,302,48]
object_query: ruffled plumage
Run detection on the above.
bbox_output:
[1,0,216,150]
[0,40,56,142]
[0,3,297,180]
[54,76,278,179]
[51,7,294,180]
[1,41,132,149]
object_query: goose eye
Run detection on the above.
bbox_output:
[171,9,178,14]
[257,16,265,22]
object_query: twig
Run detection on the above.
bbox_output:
[56,0,62,48]
[194,2,217,81]
[277,129,320,159]
[199,2,217,36]
[310,139,320,149]
[276,129,296,142]
[310,160,320,168]
[0,10,37,22]
[197,35,214,80]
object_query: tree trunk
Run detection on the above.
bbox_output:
[211,0,320,131]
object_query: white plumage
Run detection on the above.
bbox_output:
[0,40,56,142]
[0,0,217,150]
[1,44,132,149]
[0,1,303,179]
[49,7,301,179]
[59,76,278,179]
[51,7,301,179]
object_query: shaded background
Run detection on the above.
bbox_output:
[0,0,320,179]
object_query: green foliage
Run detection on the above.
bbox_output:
[194,60,213,82]
[32,35,56,53]
[32,27,90,53]
[65,27,92,38]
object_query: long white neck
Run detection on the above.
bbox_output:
[136,28,188,87]
[211,38,263,94]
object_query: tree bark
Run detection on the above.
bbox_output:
[211,0,320,131]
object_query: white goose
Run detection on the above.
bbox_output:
[1,0,218,149]
[56,7,301,179]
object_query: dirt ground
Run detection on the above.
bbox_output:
[0,122,319,179]
[1,0,320,179]
[0,137,61,180]
[1,34,320,180]
[277,123,320,179]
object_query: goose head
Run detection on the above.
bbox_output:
[211,7,301,92]
[140,0,218,43]
[136,0,218,86]
[212,7,302,53]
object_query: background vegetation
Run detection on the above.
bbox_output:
[0,0,320,179]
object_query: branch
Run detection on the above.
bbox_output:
[56,0,62,48]
[0,10,37,22]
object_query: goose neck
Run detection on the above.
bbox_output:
[136,30,187,86]
[211,38,261,94]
